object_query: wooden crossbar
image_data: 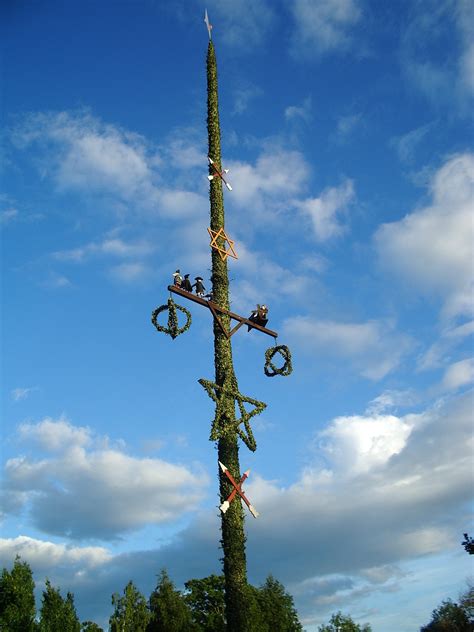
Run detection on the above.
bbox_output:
[167,285,278,338]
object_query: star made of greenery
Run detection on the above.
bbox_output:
[207,227,238,261]
[198,376,266,452]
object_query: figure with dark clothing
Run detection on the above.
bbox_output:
[192,276,206,297]
[173,269,182,287]
[182,274,192,292]
[247,304,268,331]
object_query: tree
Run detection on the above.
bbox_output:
[257,575,303,632]
[109,580,150,632]
[420,598,472,631]
[39,579,80,632]
[80,621,103,631]
[184,574,226,632]
[147,569,193,632]
[462,533,474,555]
[318,611,372,632]
[0,555,37,632]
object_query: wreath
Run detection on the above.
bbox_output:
[151,298,192,340]
[264,345,293,377]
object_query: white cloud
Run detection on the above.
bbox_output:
[400,0,474,109]
[441,358,474,391]
[205,0,275,51]
[229,148,310,216]
[334,113,363,142]
[295,180,355,241]
[243,391,473,589]
[375,153,474,319]
[11,387,38,402]
[108,262,151,283]
[417,320,474,371]
[390,122,433,164]
[290,0,362,59]
[232,84,263,115]
[18,417,92,451]
[0,536,111,570]
[53,237,154,263]
[3,418,208,539]
[317,414,413,476]
[282,316,413,380]
[0,208,18,224]
[285,97,312,123]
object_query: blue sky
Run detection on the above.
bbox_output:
[1,0,473,630]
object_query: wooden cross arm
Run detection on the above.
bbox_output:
[167,285,278,338]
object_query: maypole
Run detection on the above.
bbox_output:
[151,11,292,632]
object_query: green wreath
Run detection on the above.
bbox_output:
[264,345,293,377]
[151,298,192,340]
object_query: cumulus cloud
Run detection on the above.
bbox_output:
[441,358,474,391]
[10,111,208,220]
[282,316,412,379]
[295,179,355,241]
[375,153,474,319]
[3,418,208,539]
[290,0,363,59]
[1,394,471,628]
[242,392,473,588]
[0,536,111,570]
[228,148,310,218]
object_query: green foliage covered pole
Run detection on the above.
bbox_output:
[206,41,250,631]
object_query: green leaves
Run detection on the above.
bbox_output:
[151,299,192,340]
[0,556,36,632]
[109,581,150,632]
[198,377,266,452]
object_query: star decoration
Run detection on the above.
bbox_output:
[208,227,238,261]
[198,376,266,452]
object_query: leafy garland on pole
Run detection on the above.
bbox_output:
[151,298,192,340]
[264,345,293,377]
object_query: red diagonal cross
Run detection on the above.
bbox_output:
[219,461,259,518]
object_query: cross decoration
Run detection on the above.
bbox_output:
[219,461,259,518]
[208,227,238,261]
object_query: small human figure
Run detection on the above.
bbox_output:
[181,274,192,292]
[247,304,268,331]
[173,269,182,287]
[192,276,206,297]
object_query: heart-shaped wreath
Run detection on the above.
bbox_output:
[264,345,293,377]
[151,298,192,340]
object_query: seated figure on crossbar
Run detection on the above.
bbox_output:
[248,304,268,331]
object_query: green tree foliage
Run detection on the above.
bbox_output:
[420,598,472,631]
[80,622,103,631]
[184,574,226,632]
[0,555,37,632]
[459,583,474,623]
[109,581,150,632]
[462,533,474,555]
[147,570,193,632]
[318,611,372,632]
[256,575,303,632]
[39,579,80,632]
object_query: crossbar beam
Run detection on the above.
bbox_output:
[167,285,278,338]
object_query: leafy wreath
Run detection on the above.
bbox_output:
[264,345,293,377]
[151,298,192,340]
